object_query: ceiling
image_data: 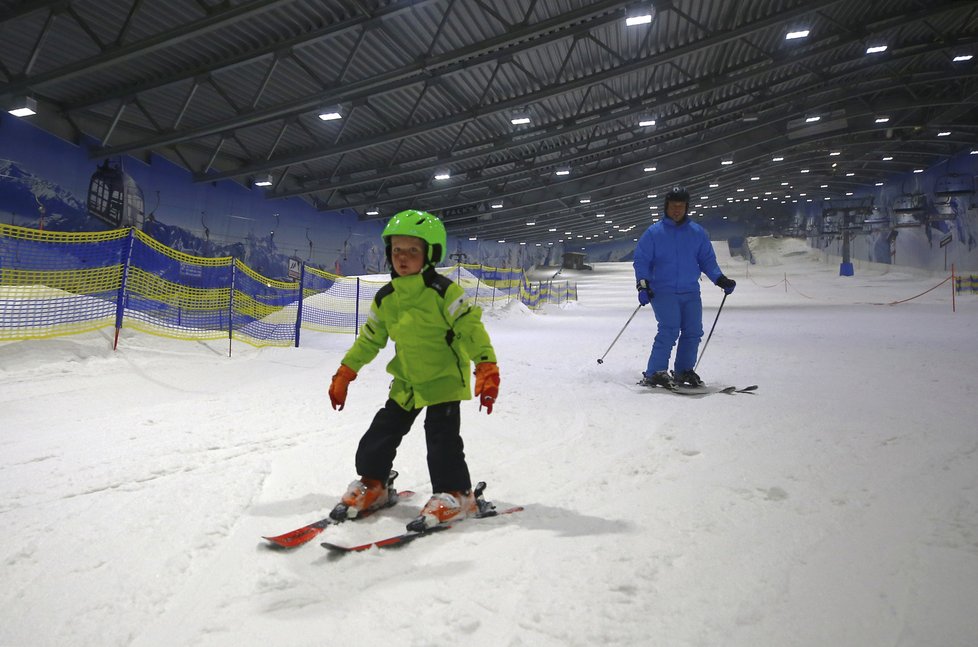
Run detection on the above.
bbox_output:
[2,0,977,245]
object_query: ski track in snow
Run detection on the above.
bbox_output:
[2,239,978,647]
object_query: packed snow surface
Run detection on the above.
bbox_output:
[2,239,977,647]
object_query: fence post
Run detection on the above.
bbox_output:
[294,263,305,347]
[952,263,956,313]
[112,228,136,351]
[227,261,236,357]
[354,277,361,336]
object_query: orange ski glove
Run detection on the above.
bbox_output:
[329,365,357,411]
[474,362,500,414]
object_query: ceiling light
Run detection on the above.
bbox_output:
[639,118,657,127]
[625,4,654,26]
[555,166,571,176]
[721,156,734,166]
[709,182,719,188]
[510,109,531,126]
[875,182,884,186]
[882,155,893,161]
[579,197,591,204]
[937,131,951,137]
[953,54,974,62]
[742,113,760,122]
[875,116,890,124]
[785,29,810,40]
[318,108,342,121]
[829,151,841,156]
[490,202,504,209]
[643,164,657,172]
[800,169,810,173]
[253,174,273,187]
[750,176,760,181]
[772,156,784,162]
[434,169,451,180]
[365,207,380,216]
[913,169,924,173]
[805,115,821,123]
[845,172,855,177]
[7,96,37,117]
[525,222,535,226]
[468,236,477,241]
[866,45,888,54]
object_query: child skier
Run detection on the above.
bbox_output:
[327,209,500,531]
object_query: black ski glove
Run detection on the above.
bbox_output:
[715,275,736,295]
[636,279,654,306]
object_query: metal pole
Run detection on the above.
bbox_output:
[694,292,727,371]
[596,304,643,364]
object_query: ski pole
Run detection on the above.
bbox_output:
[596,304,643,364]
[694,292,726,371]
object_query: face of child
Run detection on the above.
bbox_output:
[390,235,426,276]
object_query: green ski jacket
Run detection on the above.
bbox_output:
[340,267,496,410]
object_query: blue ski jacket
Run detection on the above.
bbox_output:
[633,217,723,294]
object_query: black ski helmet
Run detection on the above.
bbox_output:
[665,186,689,206]
[664,186,690,216]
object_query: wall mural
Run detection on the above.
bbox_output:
[9,113,970,275]
[0,115,557,279]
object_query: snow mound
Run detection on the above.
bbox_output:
[746,236,822,266]
[483,298,535,319]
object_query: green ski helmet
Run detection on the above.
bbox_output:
[382,209,447,265]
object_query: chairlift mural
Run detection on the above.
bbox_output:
[932,172,975,220]
[891,193,926,213]
[863,206,889,232]
[891,181,926,228]
[86,158,145,228]
[819,211,840,235]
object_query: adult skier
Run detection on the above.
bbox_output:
[633,186,737,389]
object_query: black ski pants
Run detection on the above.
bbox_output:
[355,398,471,493]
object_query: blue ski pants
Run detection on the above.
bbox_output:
[646,291,704,375]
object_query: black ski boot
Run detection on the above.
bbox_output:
[641,370,677,390]
[674,369,704,388]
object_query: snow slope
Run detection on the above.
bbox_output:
[2,239,977,647]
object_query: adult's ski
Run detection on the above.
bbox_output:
[636,381,758,396]
[321,505,524,553]
[262,489,415,549]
